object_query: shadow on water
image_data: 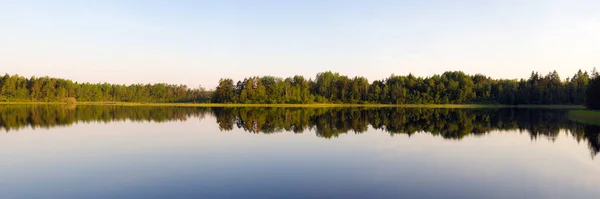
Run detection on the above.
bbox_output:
[0,105,598,158]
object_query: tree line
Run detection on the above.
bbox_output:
[0,74,212,102]
[1,69,598,105]
[214,70,599,105]
[586,74,600,109]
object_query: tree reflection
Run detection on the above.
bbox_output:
[212,107,599,157]
[0,105,598,158]
[0,105,210,131]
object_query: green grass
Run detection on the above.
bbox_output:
[568,110,600,126]
[0,101,585,109]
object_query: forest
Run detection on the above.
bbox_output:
[0,69,598,105]
[0,74,211,103]
[214,69,599,105]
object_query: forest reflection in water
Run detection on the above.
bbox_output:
[0,105,598,158]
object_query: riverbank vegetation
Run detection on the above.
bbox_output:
[215,70,597,104]
[585,74,600,110]
[0,102,584,109]
[0,69,597,104]
[0,74,211,103]
[569,110,600,126]
[567,74,600,125]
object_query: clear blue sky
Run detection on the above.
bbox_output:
[1,0,598,89]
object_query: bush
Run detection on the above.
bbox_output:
[63,97,77,104]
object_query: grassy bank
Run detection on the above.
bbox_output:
[568,110,600,126]
[0,102,585,109]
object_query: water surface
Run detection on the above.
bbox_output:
[0,105,599,199]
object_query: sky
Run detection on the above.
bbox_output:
[1,0,599,89]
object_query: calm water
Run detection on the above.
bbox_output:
[0,105,599,199]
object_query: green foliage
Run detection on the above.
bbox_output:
[585,73,600,110]
[213,70,592,105]
[568,110,600,126]
[0,73,211,103]
[0,69,593,105]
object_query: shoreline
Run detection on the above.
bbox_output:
[0,102,585,109]
[568,110,600,126]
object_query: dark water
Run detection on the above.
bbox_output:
[0,105,599,199]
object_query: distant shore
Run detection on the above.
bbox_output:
[0,102,585,109]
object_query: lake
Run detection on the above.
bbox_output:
[0,105,599,199]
